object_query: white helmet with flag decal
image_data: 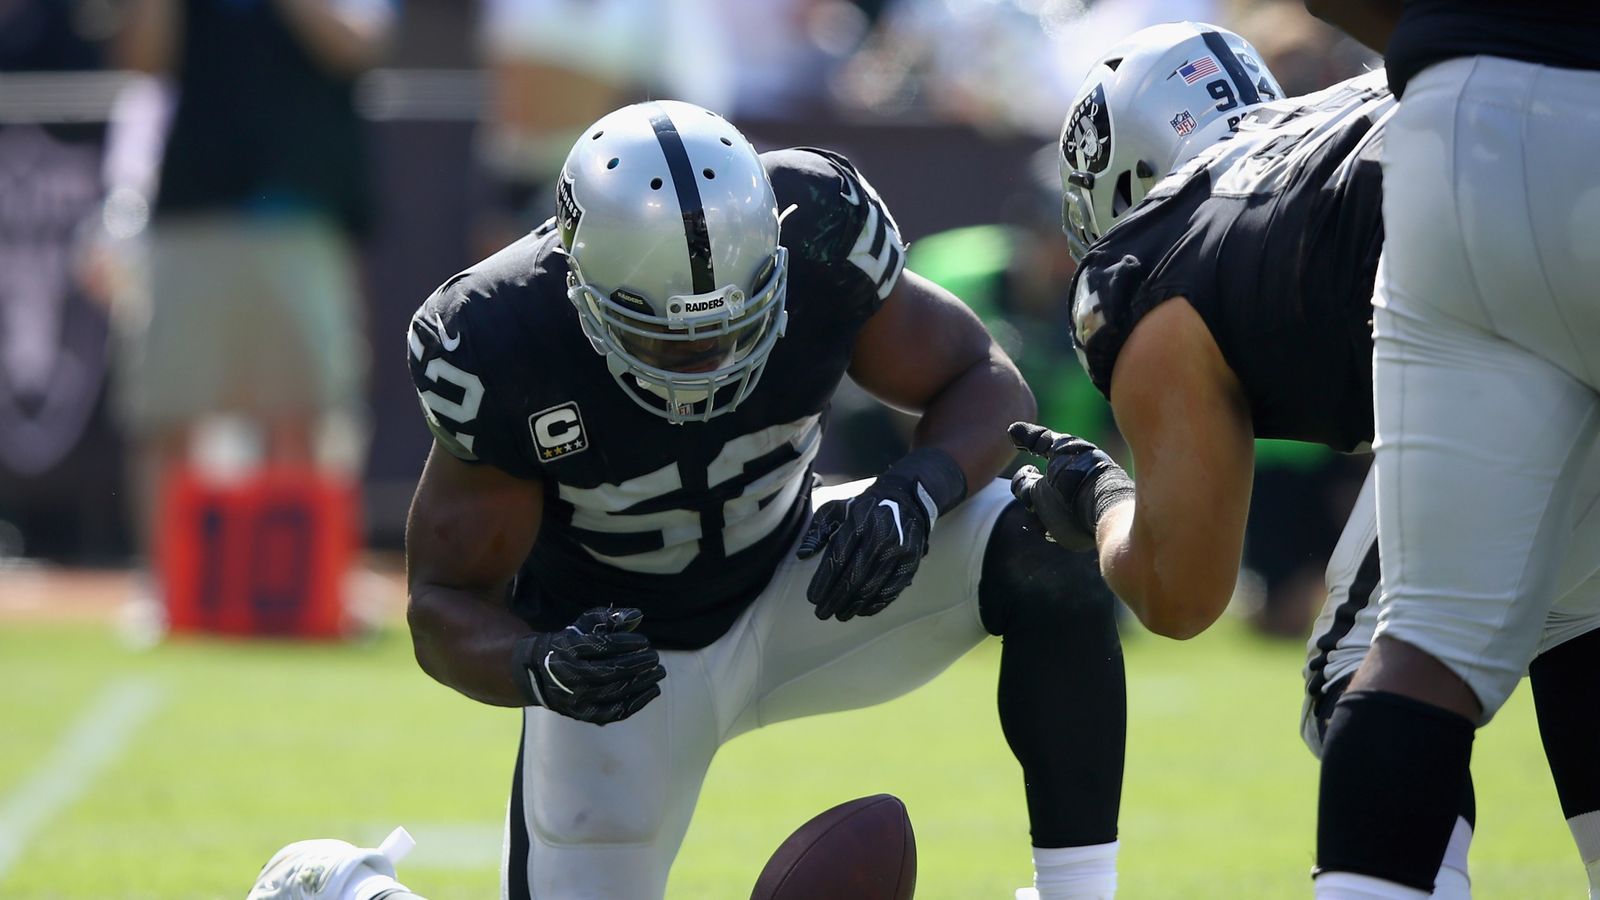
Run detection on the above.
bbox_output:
[1059,22,1282,260]
[558,100,789,423]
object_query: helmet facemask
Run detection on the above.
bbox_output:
[568,248,789,424]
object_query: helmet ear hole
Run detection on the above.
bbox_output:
[1111,170,1134,218]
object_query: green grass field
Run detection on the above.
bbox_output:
[0,611,1578,899]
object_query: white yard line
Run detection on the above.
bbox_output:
[0,679,167,883]
[363,823,503,869]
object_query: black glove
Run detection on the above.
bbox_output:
[1008,422,1135,552]
[797,448,967,622]
[512,607,666,725]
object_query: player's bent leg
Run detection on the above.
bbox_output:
[505,647,720,900]
[1322,75,1600,887]
[978,502,1123,899]
[730,477,1013,730]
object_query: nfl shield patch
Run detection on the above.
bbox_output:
[1170,110,1198,137]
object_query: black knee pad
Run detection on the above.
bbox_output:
[1316,677,1476,829]
[978,501,1117,638]
[1317,690,1475,890]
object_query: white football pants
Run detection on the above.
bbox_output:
[1368,55,1600,722]
[1302,463,1600,753]
[502,478,1013,899]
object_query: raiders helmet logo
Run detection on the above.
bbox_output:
[1063,84,1113,175]
[556,171,584,248]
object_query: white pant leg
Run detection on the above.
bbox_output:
[726,474,1011,733]
[1538,438,1600,656]
[505,644,721,900]
[1302,455,1600,752]
[1303,467,1380,755]
[502,477,1013,897]
[1370,57,1600,721]
[728,477,1012,736]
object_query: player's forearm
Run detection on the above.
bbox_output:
[1304,0,1401,53]
[913,351,1037,492]
[1098,501,1233,640]
[407,582,535,708]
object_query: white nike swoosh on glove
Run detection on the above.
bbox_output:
[544,651,576,694]
[878,499,904,544]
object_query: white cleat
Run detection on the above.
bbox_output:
[247,827,414,900]
[1016,890,1040,900]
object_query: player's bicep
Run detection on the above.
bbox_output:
[1109,298,1254,627]
[405,443,543,600]
[847,269,1002,413]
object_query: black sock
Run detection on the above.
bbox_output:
[1531,628,1600,821]
[981,503,1125,847]
[1317,690,1475,890]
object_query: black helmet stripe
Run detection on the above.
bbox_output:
[647,105,717,295]
[1199,28,1260,105]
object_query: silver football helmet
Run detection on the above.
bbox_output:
[1059,22,1282,260]
[557,100,789,423]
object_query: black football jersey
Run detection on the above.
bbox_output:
[1070,70,1395,452]
[1387,0,1600,96]
[406,148,908,649]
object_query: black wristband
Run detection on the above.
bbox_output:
[884,447,968,519]
[1073,463,1135,534]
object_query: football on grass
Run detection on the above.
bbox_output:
[749,793,916,900]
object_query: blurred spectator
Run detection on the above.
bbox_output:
[1228,0,1376,95]
[472,0,732,253]
[836,0,1223,138]
[709,0,877,120]
[1242,444,1368,638]
[113,0,393,590]
[0,0,126,561]
[0,0,118,70]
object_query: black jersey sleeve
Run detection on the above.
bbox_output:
[1068,177,1207,399]
[406,274,541,480]
[764,147,907,323]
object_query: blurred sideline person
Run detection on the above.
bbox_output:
[472,0,731,255]
[255,101,1126,899]
[1007,21,1600,895]
[1300,3,1600,898]
[114,0,391,613]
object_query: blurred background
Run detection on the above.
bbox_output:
[0,0,1376,639]
[7,5,1585,899]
